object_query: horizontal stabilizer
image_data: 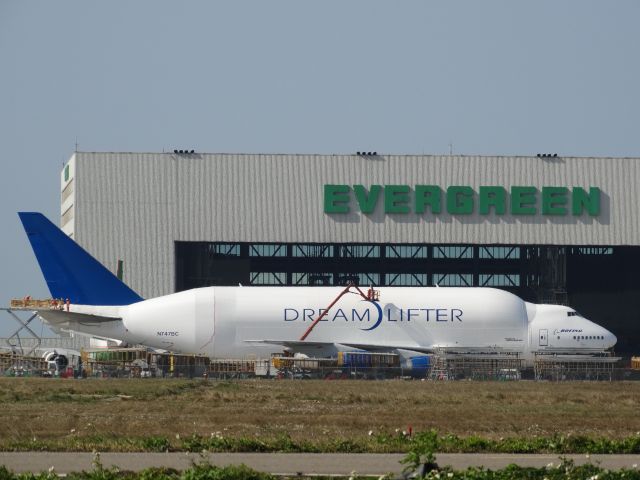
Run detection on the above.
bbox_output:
[36,309,122,326]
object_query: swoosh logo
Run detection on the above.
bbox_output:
[359,300,383,331]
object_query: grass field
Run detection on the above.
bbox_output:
[0,378,639,452]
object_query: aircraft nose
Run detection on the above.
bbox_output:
[604,329,617,349]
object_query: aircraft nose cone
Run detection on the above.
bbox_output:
[605,330,617,348]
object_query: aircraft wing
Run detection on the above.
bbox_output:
[245,339,434,355]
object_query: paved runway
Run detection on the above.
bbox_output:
[0,452,639,475]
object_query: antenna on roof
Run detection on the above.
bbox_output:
[74,137,79,153]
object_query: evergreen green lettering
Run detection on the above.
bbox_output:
[384,185,411,213]
[572,187,600,216]
[479,186,506,215]
[324,185,350,213]
[446,186,474,214]
[542,187,569,215]
[353,185,382,214]
[447,186,473,215]
[323,184,601,217]
[511,187,537,215]
[415,185,441,214]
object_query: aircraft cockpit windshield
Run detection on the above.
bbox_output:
[567,310,583,317]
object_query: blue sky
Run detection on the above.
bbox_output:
[1,1,639,336]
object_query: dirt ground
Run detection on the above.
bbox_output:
[0,378,639,444]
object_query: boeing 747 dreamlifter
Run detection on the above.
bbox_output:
[18,212,616,365]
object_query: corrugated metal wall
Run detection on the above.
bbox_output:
[71,152,639,298]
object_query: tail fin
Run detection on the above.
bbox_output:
[18,212,143,306]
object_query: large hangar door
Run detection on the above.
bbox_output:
[175,242,250,291]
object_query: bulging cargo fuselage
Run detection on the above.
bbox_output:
[62,286,616,365]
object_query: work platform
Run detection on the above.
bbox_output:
[429,349,524,381]
[0,351,49,376]
[533,353,622,381]
[9,298,68,310]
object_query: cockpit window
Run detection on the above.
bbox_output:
[567,311,579,317]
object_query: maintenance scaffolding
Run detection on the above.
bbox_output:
[82,348,211,378]
[533,353,621,381]
[0,350,49,376]
[429,349,524,380]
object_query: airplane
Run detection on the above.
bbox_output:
[18,212,617,368]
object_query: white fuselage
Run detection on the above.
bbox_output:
[58,286,616,364]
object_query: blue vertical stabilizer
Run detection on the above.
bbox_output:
[18,212,143,306]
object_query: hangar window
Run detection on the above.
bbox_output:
[433,246,473,259]
[338,245,381,258]
[250,244,287,257]
[250,272,286,285]
[207,244,240,256]
[479,274,520,287]
[61,205,74,227]
[433,273,472,287]
[479,247,520,259]
[61,179,74,203]
[386,273,428,286]
[292,272,333,286]
[292,245,334,257]
[386,246,428,258]
[336,272,380,286]
[571,247,614,255]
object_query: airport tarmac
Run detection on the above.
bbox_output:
[1,452,639,475]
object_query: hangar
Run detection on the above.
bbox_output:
[59,152,640,353]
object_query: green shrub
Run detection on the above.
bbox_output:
[181,464,274,480]
[142,436,171,452]
[181,434,207,452]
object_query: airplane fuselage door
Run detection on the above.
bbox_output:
[539,329,548,347]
